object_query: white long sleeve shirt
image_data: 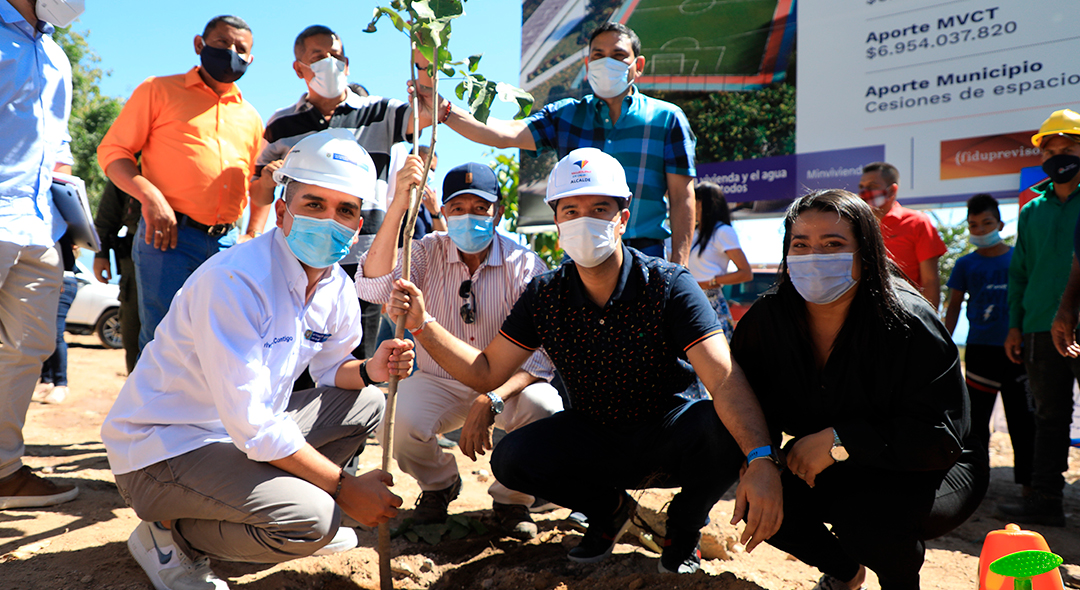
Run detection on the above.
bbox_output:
[102,228,362,475]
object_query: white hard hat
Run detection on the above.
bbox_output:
[545,147,631,203]
[273,129,376,202]
[36,0,85,28]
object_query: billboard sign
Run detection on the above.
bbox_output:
[797,0,1076,205]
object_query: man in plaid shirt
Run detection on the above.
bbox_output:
[418,22,697,265]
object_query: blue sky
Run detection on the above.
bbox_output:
[72,0,524,192]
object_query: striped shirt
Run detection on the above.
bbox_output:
[499,247,722,429]
[354,231,554,382]
[526,89,696,241]
[256,90,411,264]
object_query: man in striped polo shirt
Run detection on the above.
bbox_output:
[251,24,432,358]
[356,157,562,541]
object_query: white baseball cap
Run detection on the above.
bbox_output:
[545,147,631,203]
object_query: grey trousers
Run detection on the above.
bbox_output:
[114,385,385,564]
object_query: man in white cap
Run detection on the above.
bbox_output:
[356,157,562,540]
[101,130,414,590]
[389,147,782,574]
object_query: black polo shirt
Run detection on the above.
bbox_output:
[500,246,723,430]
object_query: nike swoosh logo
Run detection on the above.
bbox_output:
[150,528,174,564]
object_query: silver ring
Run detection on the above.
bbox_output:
[155,230,164,235]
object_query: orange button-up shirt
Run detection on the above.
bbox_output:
[98,67,264,226]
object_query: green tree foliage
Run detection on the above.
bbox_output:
[656,83,796,163]
[53,26,123,213]
[366,0,533,124]
[934,214,973,288]
[488,152,562,269]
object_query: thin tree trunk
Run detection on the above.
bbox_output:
[378,36,439,590]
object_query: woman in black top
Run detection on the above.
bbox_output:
[731,190,987,590]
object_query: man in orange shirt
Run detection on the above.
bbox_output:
[98,15,265,352]
[858,162,946,309]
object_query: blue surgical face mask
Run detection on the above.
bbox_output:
[969,229,1002,248]
[446,213,495,254]
[283,208,358,268]
[787,252,858,304]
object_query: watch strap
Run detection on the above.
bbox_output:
[485,391,504,414]
[746,445,779,467]
[359,360,384,387]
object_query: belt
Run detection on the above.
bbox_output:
[176,213,235,237]
[625,237,664,249]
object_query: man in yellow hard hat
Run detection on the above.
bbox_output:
[999,108,1080,527]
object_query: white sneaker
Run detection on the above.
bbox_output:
[32,382,54,401]
[313,525,358,556]
[127,521,229,590]
[42,385,67,405]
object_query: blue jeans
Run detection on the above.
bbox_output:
[41,275,78,386]
[132,218,237,352]
[491,400,743,535]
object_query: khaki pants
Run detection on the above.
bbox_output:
[0,242,62,479]
[388,371,563,506]
[114,386,384,563]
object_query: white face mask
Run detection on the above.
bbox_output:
[587,57,632,99]
[787,252,858,304]
[304,55,348,99]
[36,0,84,27]
[559,215,620,268]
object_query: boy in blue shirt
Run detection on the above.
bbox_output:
[944,194,1035,497]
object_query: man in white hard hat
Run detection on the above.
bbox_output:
[356,158,562,540]
[389,147,781,574]
[998,108,1080,527]
[101,130,414,590]
[0,0,84,510]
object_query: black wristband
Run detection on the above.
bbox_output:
[359,360,386,387]
[359,360,375,387]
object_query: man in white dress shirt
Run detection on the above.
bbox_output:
[356,158,562,540]
[101,130,414,590]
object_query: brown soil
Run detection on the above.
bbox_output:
[3,334,1079,590]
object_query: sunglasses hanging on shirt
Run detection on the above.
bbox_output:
[459,279,476,324]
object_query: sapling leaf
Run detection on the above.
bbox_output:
[467,53,482,73]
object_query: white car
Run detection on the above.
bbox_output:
[65,260,122,349]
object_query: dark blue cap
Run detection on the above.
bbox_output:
[442,162,501,203]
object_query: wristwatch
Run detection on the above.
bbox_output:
[485,392,504,415]
[830,428,849,462]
